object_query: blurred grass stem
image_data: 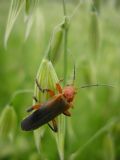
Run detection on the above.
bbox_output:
[70,0,82,19]
[70,117,120,160]
[62,0,67,16]
[9,89,33,105]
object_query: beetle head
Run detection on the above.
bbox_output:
[63,86,77,102]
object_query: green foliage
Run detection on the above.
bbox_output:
[0,1,120,160]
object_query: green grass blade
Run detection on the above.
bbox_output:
[70,117,119,160]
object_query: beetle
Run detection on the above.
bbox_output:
[21,66,113,132]
[21,79,76,132]
[21,64,78,132]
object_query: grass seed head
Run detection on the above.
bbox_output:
[0,105,17,141]
[50,25,63,63]
[33,58,59,152]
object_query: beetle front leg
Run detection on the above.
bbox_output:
[56,83,63,93]
[27,104,41,112]
[36,79,55,97]
[33,96,38,103]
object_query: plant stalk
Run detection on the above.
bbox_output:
[9,89,33,105]
[63,0,67,16]
[62,0,68,85]
[63,28,68,85]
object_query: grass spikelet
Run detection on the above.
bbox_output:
[33,59,63,158]
[9,107,17,142]
[34,128,45,152]
[4,0,25,47]
[24,0,40,40]
[33,58,66,160]
[25,0,39,15]
[24,14,33,40]
[24,8,44,41]
[0,105,17,141]
[34,8,45,42]
[50,24,64,63]
[34,59,59,103]
[55,115,65,160]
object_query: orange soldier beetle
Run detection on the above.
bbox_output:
[21,66,113,132]
[21,79,76,132]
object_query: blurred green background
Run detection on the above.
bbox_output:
[0,0,120,160]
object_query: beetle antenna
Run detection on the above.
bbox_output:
[80,84,114,89]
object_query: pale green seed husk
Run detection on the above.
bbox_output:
[0,106,17,140]
[33,59,65,160]
[50,26,63,63]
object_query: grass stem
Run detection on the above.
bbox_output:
[9,89,33,105]
[63,28,68,85]
[62,0,68,85]
[62,0,67,16]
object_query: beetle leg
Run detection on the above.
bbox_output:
[35,79,44,92]
[33,96,38,103]
[48,119,58,132]
[63,110,71,116]
[43,89,55,97]
[27,104,41,112]
[36,79,55,97]
[56,83,63,93]
[59,79,64,83]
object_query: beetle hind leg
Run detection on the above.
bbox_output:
[26,104,41,112]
